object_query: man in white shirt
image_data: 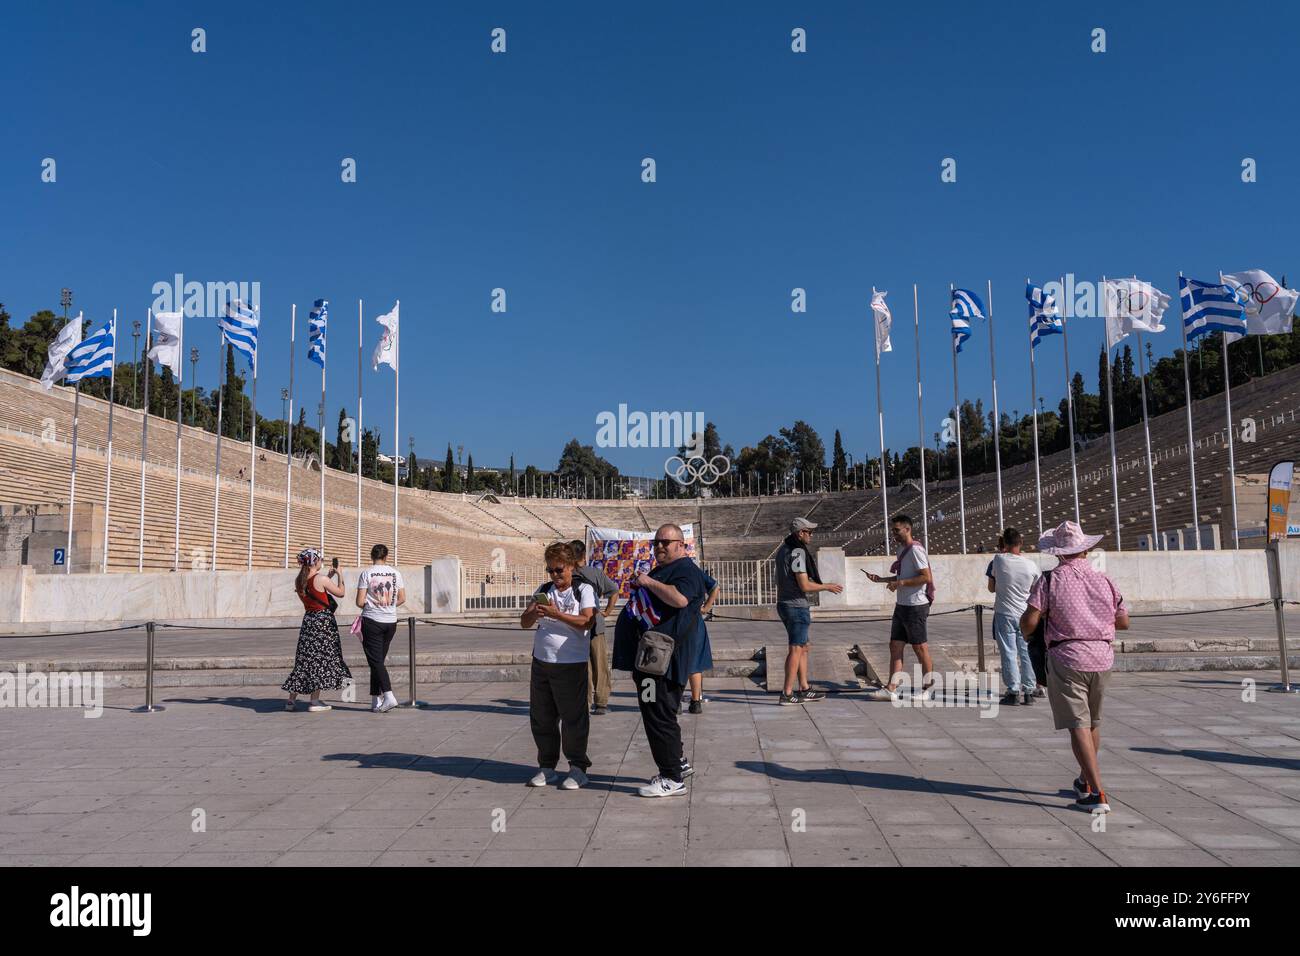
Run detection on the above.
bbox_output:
[986,527,1041,705]
[865,514,935,696]
[520,542,596,790]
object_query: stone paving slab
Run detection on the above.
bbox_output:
[0,670,1298,866]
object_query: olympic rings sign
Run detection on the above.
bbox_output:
[664,454,731,486]
[1226,280,1279,316]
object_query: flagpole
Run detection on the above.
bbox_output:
[1060,274,1081,524]
[1218,272,1240,549]
[1101,275,1122,550]
[101,309,118,573]
[173,315,184,571]
[949,283,967,554]
[392,300,400,563]
[212,325,225,571]
[986,279,1004,533]
[66,384,80,575]
[912,284,929,549]
[138,309,152,571]
[357,299,363,565]
[1027,277,1043,540]
[1177,271,1201,549]
[1135,330,1160,548]
[246,336,258,570]
[284,304,295,569]
[319,344,326,555]
[872,288,889,555]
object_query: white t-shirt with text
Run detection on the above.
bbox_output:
[357,565,405,623]
[533,582,596,665]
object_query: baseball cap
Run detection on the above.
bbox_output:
[791,517,817,533]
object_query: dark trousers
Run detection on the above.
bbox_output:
[360,617,397,696]
[529,658,591,771]
[633,669,684,781]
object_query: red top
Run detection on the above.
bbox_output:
[300,575,331,612]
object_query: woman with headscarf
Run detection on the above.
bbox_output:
[282,547,352,712]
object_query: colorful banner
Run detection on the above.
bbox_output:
[1267,461,1294,541]
[586,524,697,598]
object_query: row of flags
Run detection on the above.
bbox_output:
[40,299,402,391]
[866,270,1296,356]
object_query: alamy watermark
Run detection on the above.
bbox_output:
[150,273,260,319]
[1,665,103,718]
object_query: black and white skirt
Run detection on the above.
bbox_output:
[282,610,354,693]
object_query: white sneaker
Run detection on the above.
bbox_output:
[527,768,559,787]
[638,775,687,798]
[307,701,332,712]
[561,768,588,790]
[377,696,397,713]
[371,696,384,712]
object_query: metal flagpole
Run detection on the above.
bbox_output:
[138,309,152,571]
[1219,271,1240,549]
[101,309,118,573]
[986,279,1004,533]
[246,334,258,570]
[212,325,225,570]
[872,289,889,555]
[1027,278,1043,540]
[912,284,929,548]
[173,315,184,571]
[1135,331,1160,548]
[357,299,363,565]
[392,301,400,562]
[1177,271,1201,549]
[319,342,326,554]
[284,304,295,568]
[66,384,80,575]
[1060,274,1081,524]
[949,283,967,554]
[1101,275,1122,550]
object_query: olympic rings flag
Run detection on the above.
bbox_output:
[1222,270,1298,341]
[1102,277,1171,348]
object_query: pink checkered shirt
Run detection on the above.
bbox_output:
[1026,556,1127,672]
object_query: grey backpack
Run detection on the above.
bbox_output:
[635,630,675,677]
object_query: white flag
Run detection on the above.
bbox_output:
[870,289,892,355]
[1222,270,1297,343]
[41,314,83,390]
[372,301,399,372]
[1102,278,1170,348]
[148,311,184,379]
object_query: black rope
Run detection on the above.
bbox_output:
[0,623,146,640]
[1129,601,1274,619]
[710,604,978,624]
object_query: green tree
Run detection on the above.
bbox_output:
[831,429,848,488]
[361,427,379,478]
[779,420,825,490]
[442,445,455,492]
[465,453,476,493]
[336,408,351,472]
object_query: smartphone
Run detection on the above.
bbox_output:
[534,592,551,606]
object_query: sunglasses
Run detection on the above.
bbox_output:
[545,566,568,575]
[652,538,682,547]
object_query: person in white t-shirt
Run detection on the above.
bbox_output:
[354,544,406,713]
[520,542,596,791]
[986,527,1041,705]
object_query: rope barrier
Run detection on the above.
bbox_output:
[0,623,146,640]
[1129,601,1275,619]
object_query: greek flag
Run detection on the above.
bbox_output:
[220,299,259,370]
[1026,283,1062,349]
[1179,276,1246,343]
[64,315,115,383]
[308,299,328,368]
[949,288,983,353]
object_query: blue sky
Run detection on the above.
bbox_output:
[5,1,1297,476]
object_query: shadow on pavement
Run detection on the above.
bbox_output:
[735,760,1052,806]
[1131,746,1300,773]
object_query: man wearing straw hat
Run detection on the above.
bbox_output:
[1020,521,1129,815]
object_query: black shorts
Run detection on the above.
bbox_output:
[890,604,930,645]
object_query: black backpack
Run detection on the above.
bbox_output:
[1026,570,1051,680]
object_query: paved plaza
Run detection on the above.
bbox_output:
[2,667,1299,867]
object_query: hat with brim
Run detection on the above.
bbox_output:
[1037,520,1103,556]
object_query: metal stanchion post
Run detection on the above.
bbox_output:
[974,604,986,676]
[398,616,427,708]
[1265,543,1297,694]
[132,621,166,713]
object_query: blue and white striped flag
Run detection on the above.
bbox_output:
[1026,282,1062,349]
[948,288,983,353]
[221,299,259,370]
[307,299,328,368]
[1179,276,1246,343]
[64,314,115,383]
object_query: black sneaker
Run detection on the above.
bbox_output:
[1000,691,1020,706]
[779,692,801,706]
[1075,791,1110,814]
[1020,690,1034,705]
[680,759,696,779]
[591,705,608,716]
[799,689,827,703]
[1072,776,1089,799]
[688,698,703,715]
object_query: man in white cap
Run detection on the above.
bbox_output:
[774,517,843,705]
[1020,520,1129,814]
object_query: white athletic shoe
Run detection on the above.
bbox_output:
[638,775,687,798]
[307,701,332,712]
[528,768,559,787]
[371,696,384,712]
[561,768,588,790]
[377,695,397,713]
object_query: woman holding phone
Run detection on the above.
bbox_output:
[282,548,352,712]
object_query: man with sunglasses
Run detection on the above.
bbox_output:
[612,524,709,798]
[775,517,843,705]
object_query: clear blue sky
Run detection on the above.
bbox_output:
[5,1,1296,476]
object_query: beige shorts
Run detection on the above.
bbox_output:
[1047,663,1110,730]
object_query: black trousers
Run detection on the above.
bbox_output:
[360,617,397,696]
[529,659,591,771]
[633,669,684,781]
